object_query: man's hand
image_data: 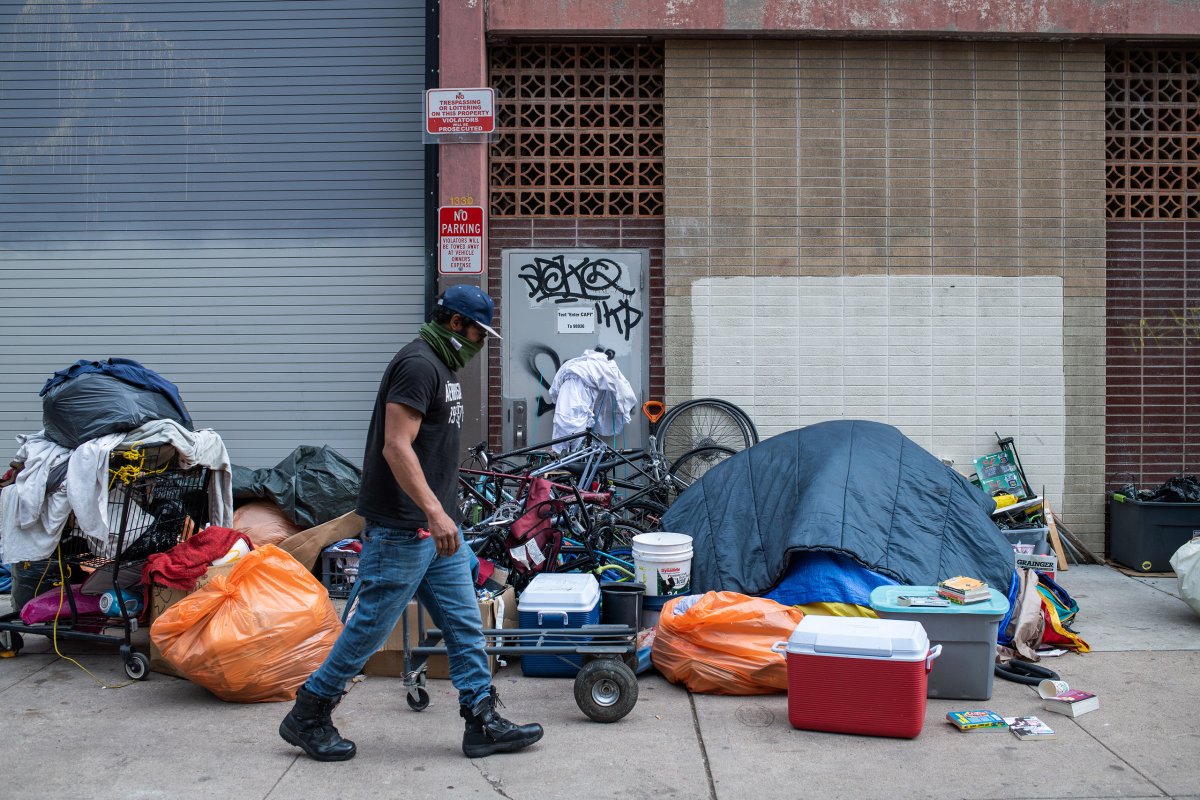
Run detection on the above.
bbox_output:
[426,509,460,557]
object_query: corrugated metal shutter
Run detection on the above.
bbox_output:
[0,0,428,467]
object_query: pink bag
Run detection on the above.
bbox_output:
[20,585,105,631]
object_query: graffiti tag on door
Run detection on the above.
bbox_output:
[517,254,643,341]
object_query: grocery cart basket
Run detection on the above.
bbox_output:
[0,445,211,679]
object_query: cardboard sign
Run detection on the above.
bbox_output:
[439,206,484,274]
[1015,553,1058,573]
[426,88,495,135]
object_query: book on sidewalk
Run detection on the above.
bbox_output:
[896,594,951,607]
[946,709,1008,731]
[1004,716,1057,741]
[1041,690,1099,718]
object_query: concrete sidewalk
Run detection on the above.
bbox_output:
[2,564,1198,800]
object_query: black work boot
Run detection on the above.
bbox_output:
[461,686,544,758]
[279,686,357,762]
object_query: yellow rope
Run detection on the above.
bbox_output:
[49,545,136,689]
[107,444,168,489]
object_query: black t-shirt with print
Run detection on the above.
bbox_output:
[356,338,465,529]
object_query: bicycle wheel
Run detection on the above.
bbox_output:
[590,525,640,582]
[613,498,667,531]
[591,520,643,556]
[655,398,757,466]
[669,445,737,492]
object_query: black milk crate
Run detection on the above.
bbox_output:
[321,547,360,598]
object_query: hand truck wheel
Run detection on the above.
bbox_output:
[574,658,638,723]
[124,651,150,681]
[406,687,430,711]
[0,631,23,657]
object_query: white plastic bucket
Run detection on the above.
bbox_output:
[632,532,693,597]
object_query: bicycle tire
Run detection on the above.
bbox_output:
[668,445,737,491]
[592,521,644,556]
[655,399,757,466]
[613,498,667,531]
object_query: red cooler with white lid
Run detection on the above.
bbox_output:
[773,615,941,738]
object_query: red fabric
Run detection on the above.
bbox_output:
[142,526,249,591]
[505,478,563,576]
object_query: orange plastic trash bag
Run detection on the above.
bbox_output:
[150,544,342,703]
[651,591,804,695]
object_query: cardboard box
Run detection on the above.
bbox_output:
[277,512,364,573]
[364,585,517,680]
[147,561,236,677]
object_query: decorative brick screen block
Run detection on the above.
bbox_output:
[490,44,664,218]
[1105,48,1200,220]
[1105,48,1200,495]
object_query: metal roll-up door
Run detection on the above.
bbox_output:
[0,0,429,467]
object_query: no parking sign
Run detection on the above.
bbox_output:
[438,206,485,274]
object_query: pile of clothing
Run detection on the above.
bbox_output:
[0,359,232,567]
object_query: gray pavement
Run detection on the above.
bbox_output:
[2,564,1198,800]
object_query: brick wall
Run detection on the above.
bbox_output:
[664,39,1108,550]
[1106,221,1200,492]
[486,218,665,448]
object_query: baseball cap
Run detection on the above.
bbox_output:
[437,284,501,339]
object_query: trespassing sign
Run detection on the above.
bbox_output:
[426,89,495,135]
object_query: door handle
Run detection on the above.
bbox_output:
[512,399,527,449]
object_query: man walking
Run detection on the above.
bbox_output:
[280,285,543,761]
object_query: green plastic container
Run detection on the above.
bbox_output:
[870,585,1009,701]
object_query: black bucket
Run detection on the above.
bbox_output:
[600,581,645,630]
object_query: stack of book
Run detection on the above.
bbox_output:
[937,576,991,604]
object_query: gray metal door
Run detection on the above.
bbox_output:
[0,0,428,467]
[501,249,649,451]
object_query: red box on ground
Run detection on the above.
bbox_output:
[778,615,939,739]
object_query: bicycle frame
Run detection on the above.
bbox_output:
[466,429,681,511]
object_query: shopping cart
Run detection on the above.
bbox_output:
[0,445,211,680]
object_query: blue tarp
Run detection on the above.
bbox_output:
[661,419,1017,598]
[762,551,898,608]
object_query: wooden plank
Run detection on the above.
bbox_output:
[1043,499,1070,572]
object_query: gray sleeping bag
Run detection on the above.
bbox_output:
[660,419,1016,595]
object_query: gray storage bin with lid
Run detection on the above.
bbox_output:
[1001,527,1051,556]
[869,585,1010,700]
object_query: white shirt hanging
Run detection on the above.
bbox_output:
[548,350,637,451]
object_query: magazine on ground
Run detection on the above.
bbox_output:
[1004,716,1057,740]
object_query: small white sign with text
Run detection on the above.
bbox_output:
[557,308,596,334]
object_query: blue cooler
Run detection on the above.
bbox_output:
[518,573,600,677]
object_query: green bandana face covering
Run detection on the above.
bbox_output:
[420,322,482,371]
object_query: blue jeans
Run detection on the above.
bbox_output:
[305,524,491,709]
